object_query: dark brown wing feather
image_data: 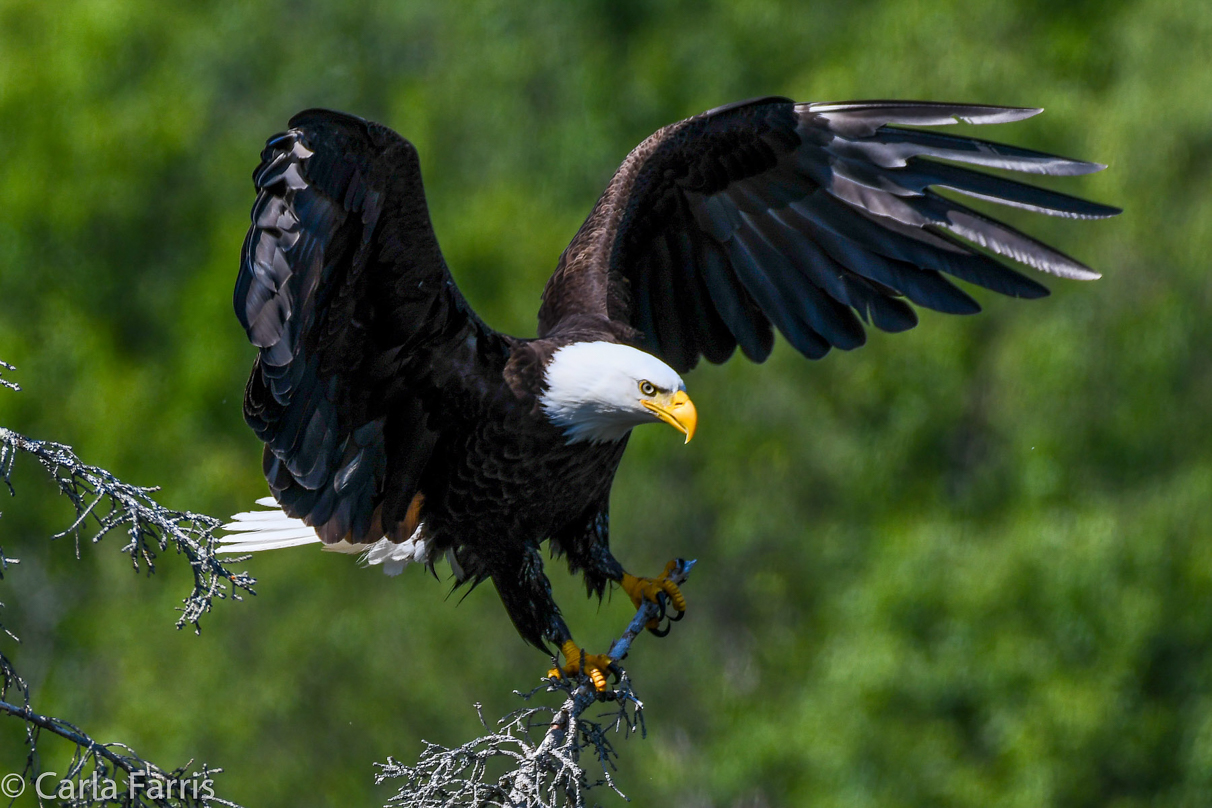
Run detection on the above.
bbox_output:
[538,98,1120,372]
[235,109,509,544]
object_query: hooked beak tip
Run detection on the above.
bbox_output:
[643,391,697,443]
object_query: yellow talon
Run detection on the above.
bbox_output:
[621,559,687,611]
[620,560,687,630]
[547,640,613,692]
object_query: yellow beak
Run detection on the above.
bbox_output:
[641,390,698,444]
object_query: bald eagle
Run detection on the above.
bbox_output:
[222,98,1117,689]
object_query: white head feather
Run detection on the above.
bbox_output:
[540,341,686,444]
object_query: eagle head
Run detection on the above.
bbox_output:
[539,341,698,445]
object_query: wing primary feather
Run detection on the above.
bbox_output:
[669,228,737,365]
[784,194,982,314]
[764,208,918,333]
[739,210,867,350]
[818,152,1119,220]
[899,159,1122,218]
[644,233,698,372]
[854,282,919,332]
[726,228,833,358]
[918,191,1101,279]
[814,169,1100,280]
[803,101,1043,137]
[827,127,1107,176]
[695,236,774,362]
[630,251,661,355]
[790,189,1051,299]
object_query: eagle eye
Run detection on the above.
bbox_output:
[639,380,657,397]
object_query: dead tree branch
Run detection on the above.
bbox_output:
[0,426,256,631]
[376,559,696,808]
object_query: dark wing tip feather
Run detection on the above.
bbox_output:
[808,100,1043,118]
[1032,157,1108,177]
[803,101,1044,137]
[909,159,1122,220]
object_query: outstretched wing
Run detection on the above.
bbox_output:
[235,109,509,544]
[538,98,1120,371]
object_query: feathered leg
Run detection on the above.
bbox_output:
[489,543,614,691]
[551,509,687,635]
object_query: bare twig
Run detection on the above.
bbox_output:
[0,360,18,392]
[0,427,256,630]
[376,560,696,808]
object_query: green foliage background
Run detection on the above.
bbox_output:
[1,1,1209,805]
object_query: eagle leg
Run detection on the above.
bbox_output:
[487,545,616,691]
[620,559,687,633]
[547,639,616,692]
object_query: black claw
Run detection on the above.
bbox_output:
[647,620,672,637]
[654,591,668,621]
[646,591,679,636]
[669,609,684,622]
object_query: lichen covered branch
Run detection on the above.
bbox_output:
[0,656,239,807]
[376,559,695,808]
[0,425,256,630]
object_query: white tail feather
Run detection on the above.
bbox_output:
[220,499,431,577]
[221,506,320,552]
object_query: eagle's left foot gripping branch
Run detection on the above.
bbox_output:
[621,559,687,635]
[548,641,616,692]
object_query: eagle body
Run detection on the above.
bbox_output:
[416,368,631,647]
[224,99,1117,664]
